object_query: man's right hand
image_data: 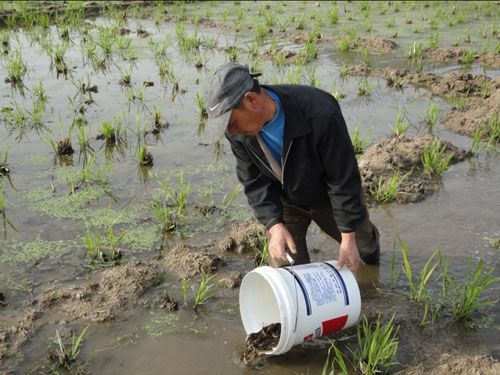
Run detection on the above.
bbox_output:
[268,223,297,264]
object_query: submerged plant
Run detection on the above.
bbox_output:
[48,326,89,370]
[421,140,454,177]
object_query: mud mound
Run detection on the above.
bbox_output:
[423,47,466,62]
[477,52,500,69]
[359,135,469,203]
[430,354,499,375]
[219,219,265,254]
[346,65,497,99]
[443,89,500,137]
[357,37,398,53]
[290,31,324,44]
[423,48,500,69]
[426,72,494,97]
[164,245,223,279]
[38,261,159,321]
[218,271,242,289]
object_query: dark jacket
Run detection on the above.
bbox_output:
[226,84,366,232]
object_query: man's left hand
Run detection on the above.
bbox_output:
[337,232,361,271]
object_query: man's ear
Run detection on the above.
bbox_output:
[242,92,259,110]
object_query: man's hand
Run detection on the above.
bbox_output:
[268,223,297,264]
[337,232,361,271]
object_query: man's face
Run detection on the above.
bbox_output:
[227,92,265,136]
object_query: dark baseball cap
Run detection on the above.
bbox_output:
[203,63,261,140]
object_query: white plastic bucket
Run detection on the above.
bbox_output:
[239,260,361,355]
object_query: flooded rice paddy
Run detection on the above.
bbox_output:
[0,1,499,374]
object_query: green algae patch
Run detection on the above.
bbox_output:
[26,187,107,220]
[0,237,77,264]
[144,313,179,336]
[121,223,160,252]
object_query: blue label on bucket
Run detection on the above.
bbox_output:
[284,268,312,316]
[322,262,349,306]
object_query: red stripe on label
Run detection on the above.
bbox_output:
[321,315,348,335]
[303,333,314,342]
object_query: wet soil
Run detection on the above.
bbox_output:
[0,261,159,359]
[423,47,500,69]
[242,323,281,367]
[358,135,470,203]
[218,271,242,289]
[219,219,265,254]
[443,88,500,137]
[164,244,223,279]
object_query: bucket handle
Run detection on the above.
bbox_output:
[285,266,300,334]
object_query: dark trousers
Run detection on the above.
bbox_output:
[268,203,380,268]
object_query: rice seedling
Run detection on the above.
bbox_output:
[136,144,153,166]
[330,80,345,100]
[428,31,439,49]
[423,103,440,135]
[98,116,125,145]
[339,64,348,78]
[421,140,454,177]
[367,172,406,204]
[406,42,423,60]
[358,48,372,67]
[303,39,318,61]
[33,81,48,106]
[458,49,476,65]
[0,192,5,214]
[195,91,208,119]
[254,24,267,44]
[149,197,176,232]
[390,108,409,137]
[446,257,499,325]
[221,185,242,211]
[353,315,399,375]
[192,274,216,311]
[322,343,349,375]
[83,225,123,265]
[351,124,371,156]
[446,95,469,109]
[384,16,395,28]
[96,25,117,56]
[75,124,93,155]
[2,99,46,140]
[400,239,440,302]
[5,50,27,83]
[47,326,89,370]
[357,78,372,97]
[254,230,270,267]
[117,66,132,86]
[295,16,307,30]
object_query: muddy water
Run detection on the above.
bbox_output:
[0,1,499,374]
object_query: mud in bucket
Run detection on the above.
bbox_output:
[239,260,361,355]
